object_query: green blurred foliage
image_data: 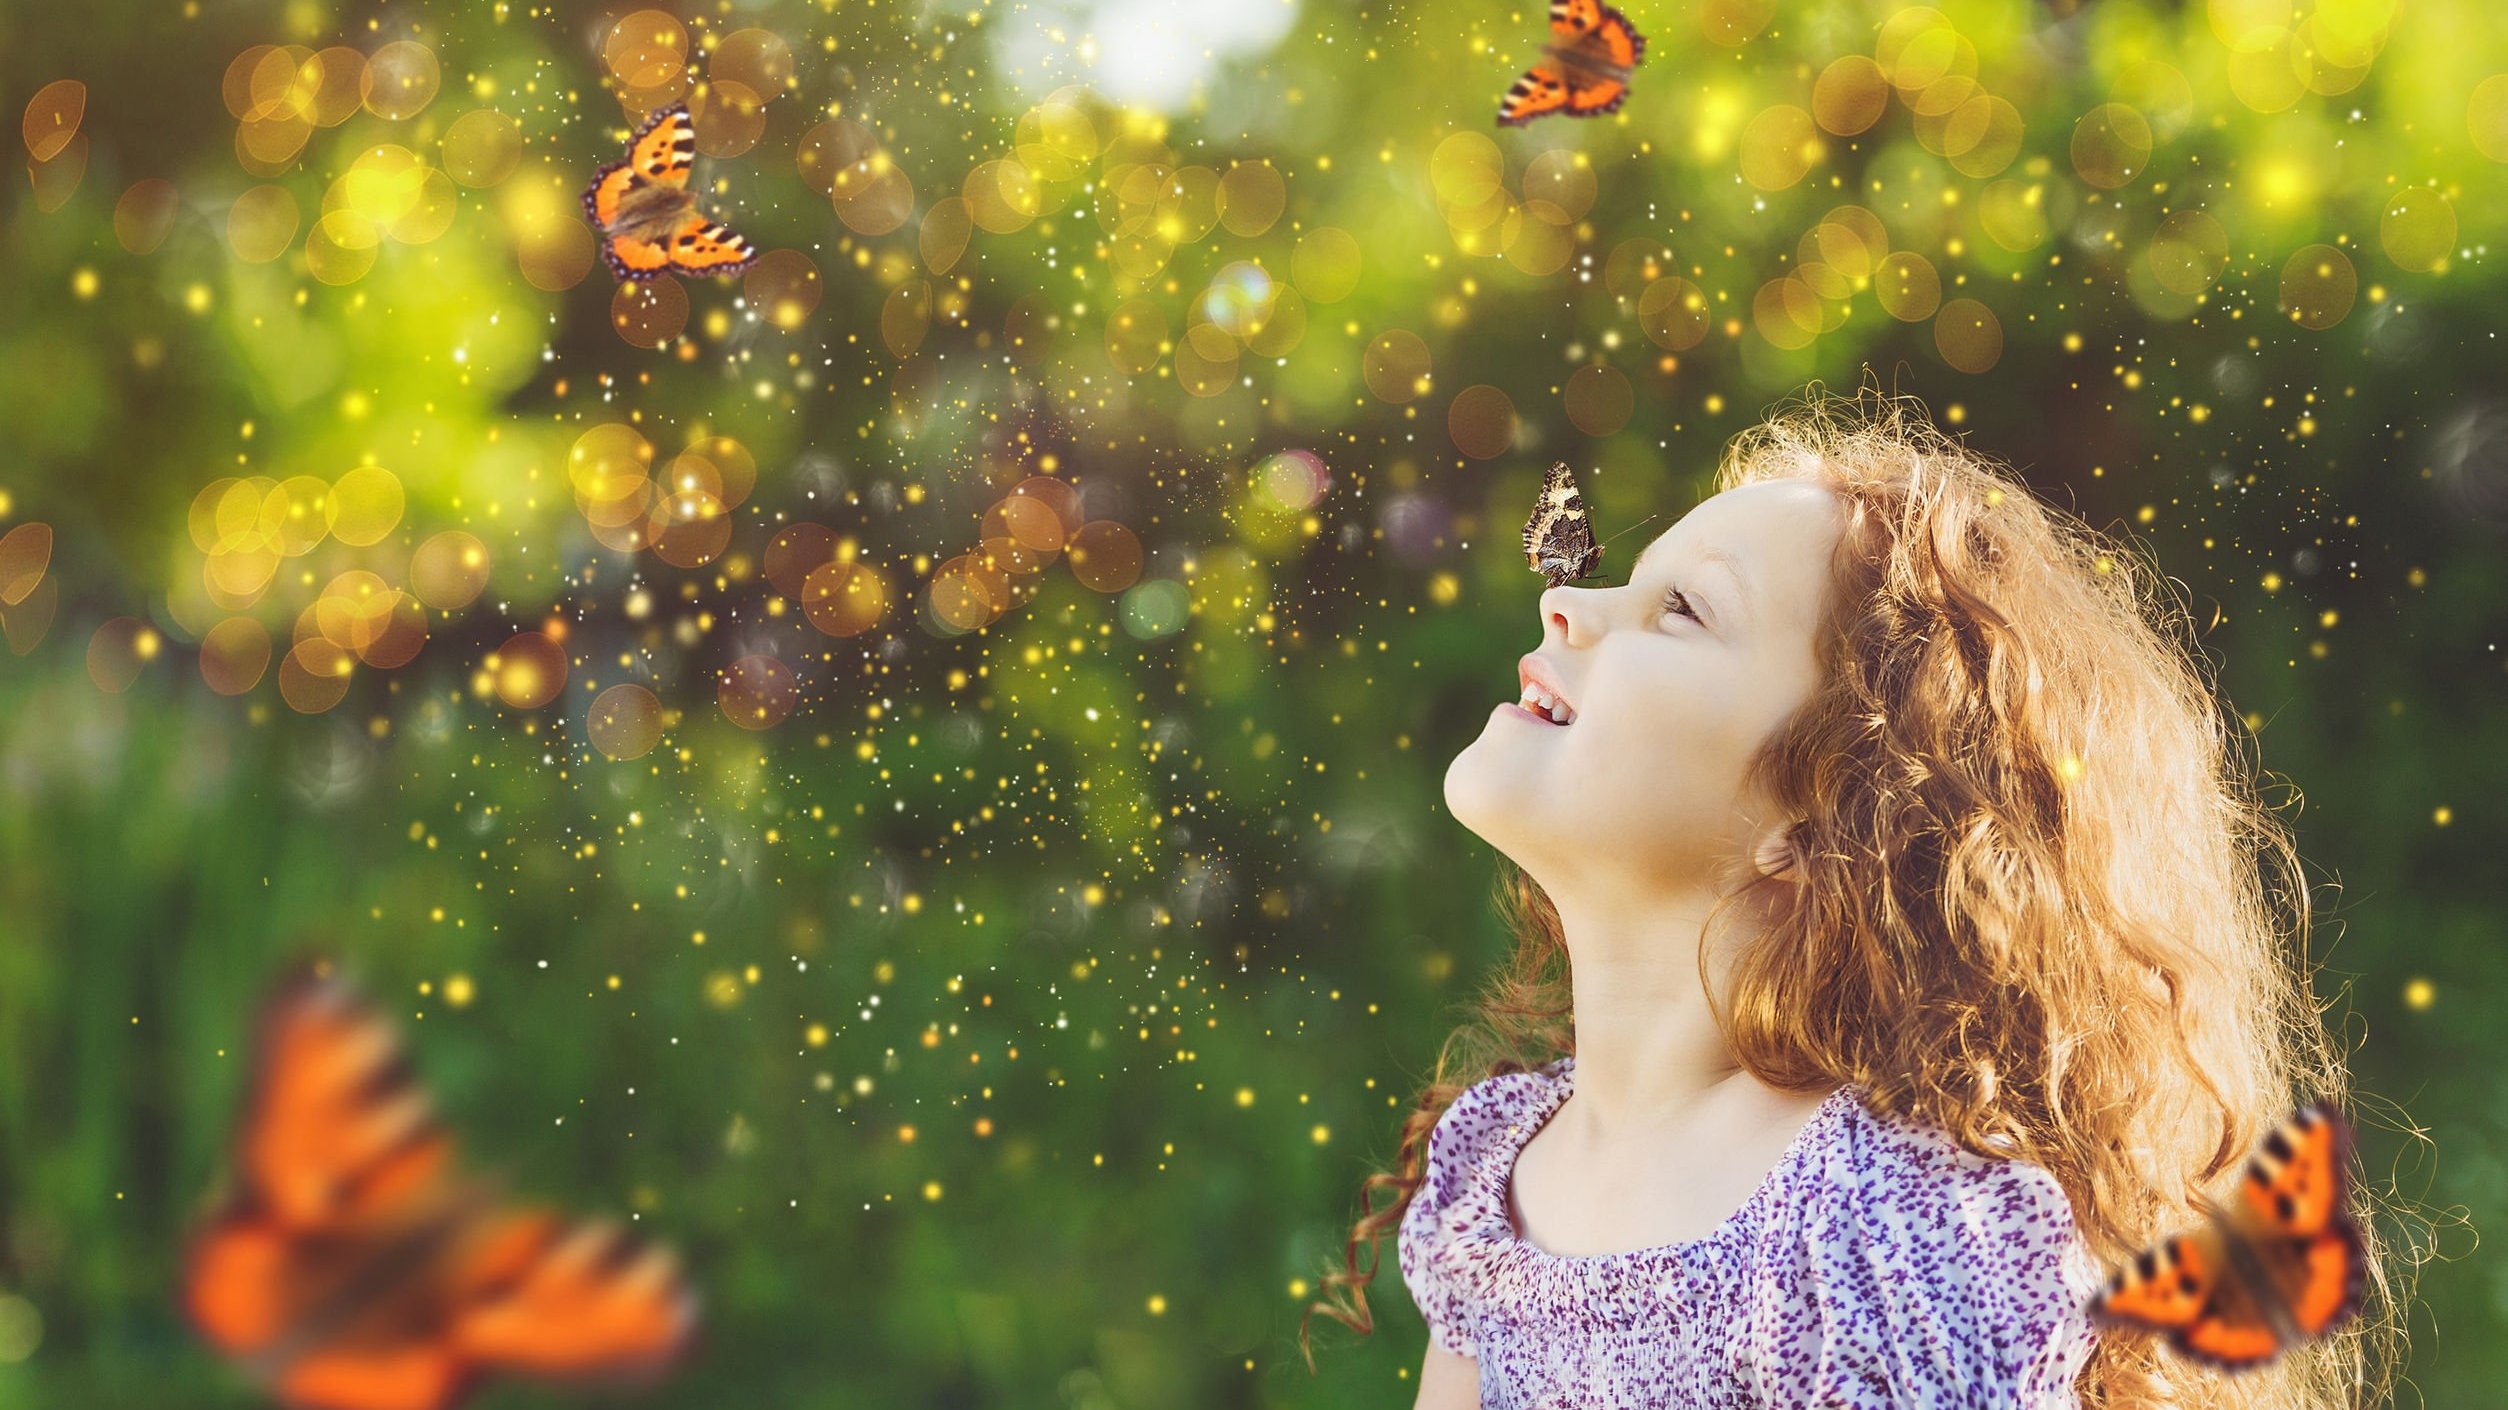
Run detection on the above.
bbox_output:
[1,0,2503,1404]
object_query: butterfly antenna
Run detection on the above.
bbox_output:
[1594,514,1662,573]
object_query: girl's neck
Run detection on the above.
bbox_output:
[1552,892,1762,1138]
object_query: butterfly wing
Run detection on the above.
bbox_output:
[269,1344,466,1410]
[2089,1220,2288,1370]
[2090,1103,2366,1373]
[1524,462,1604,586]
[1551,0,1604,37]
[1562,5,1643,117]
[449,1211,698,1384]
[183,972,474,1409]
[1498,62,1573,127]
[660,211,759,278]
[1561,72,1630,119]
[581,161,638,233]
[626,103,696,188]
[1591,3,1645,66]
[2235,1102,2367,1339]
[602,233,678,283]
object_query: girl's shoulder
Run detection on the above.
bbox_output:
[1789,1088,2105,1350]
[1808,1087,2083,1243]
[1416,1057,1572,1190]
[1765,1092,2105,1402]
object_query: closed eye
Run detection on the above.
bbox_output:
[1660,584,1699,623]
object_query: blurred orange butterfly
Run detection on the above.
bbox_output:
[2086,1102,2365,1372]
[183,969,699,1410]
[1497,0,1647,127]
[581,102,759,282]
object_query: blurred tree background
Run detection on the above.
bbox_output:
[0,0,2500,1404]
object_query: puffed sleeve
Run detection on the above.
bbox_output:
[1790,1137,2100,1408]
[1395,1088,1488,1360]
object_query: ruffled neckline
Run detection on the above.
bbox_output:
[1466,1056,1859,1274]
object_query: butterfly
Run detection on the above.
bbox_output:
[182,967,699,1410]
[2085,1101,2366,1373]
[581,102,759,282]
[1497,0,1648,127]
[1523,461,1606,588]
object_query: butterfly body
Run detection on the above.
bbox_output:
[1523,461,1605,587]
[183,970,697,1410]
[2087,1102,2365,1373]
[1499,0,1647,127]
[581,103,758,282]
[604,180,702,250]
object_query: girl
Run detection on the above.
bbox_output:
[1303,389,2406,1407]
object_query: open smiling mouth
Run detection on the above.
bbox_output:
[1509,682,1577,726]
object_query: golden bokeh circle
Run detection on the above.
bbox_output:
[1174,322,1240,397]
[1933,298,2003,372]
[411,531,491,611]
[23,79,86,163]
[1106,297,1167,375]
[199,616,273,696]
[2379,188,2455,273]
[489,631,567,710]
[2278,243,2356,329]
[612,277,690,348]
[278,638,354,714]
[1813,56,1889,136]
[2471,75,2508,163]
[1638,277,1710,350]
[1446,385,1516,460]
[441,109,522,187]
[360,41,440,121]
[227,185,300,264]
[882,281,932,360]
[86,617,158,694]
[2227,28,2305,113]
[589,683,666,760]
[1292,227,1361,303]
[919,197,973,274]
[1065,522,1143,594]
[1362,330,1432,404]
[711,29,796,99]
[2148,210,2229,295]
[765,524,839,599]
[1564,365,1635,437]
[329,465,405,547]
[2070,104,2152,188]
[1738,105,1822,190]
[745,249,822,330]
[718,655,798,731]
[801,559,890,636]
[1522,150,1597,221]
[1873,251,1942,320]
[1429,132,1504,207]
[1218,160,1286,237]
[115,179,181,255]
[604,11,688,90]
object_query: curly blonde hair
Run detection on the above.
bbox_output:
[1302,385,2424,1406]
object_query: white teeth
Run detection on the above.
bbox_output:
[1518,684,1574,724]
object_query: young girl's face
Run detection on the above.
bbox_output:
[1444,478,1845,896]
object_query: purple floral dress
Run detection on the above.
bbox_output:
[1396,1056,2102,1408]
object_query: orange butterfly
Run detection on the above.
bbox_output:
[582,102,759,282]
[183,968,699,1410]
[1497,0,1647,127]
[2086,1102,2366,1372]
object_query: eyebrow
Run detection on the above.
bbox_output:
[1632,540,1754,623]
